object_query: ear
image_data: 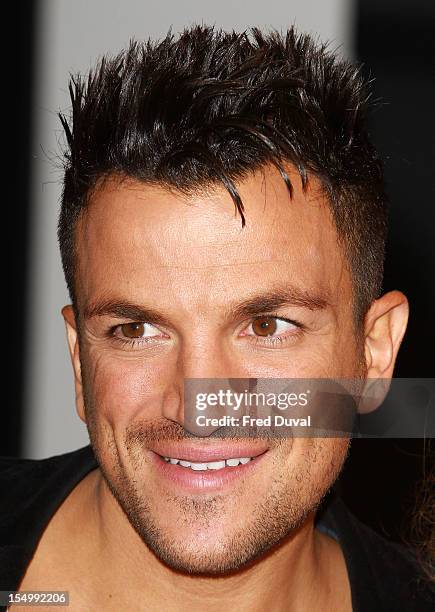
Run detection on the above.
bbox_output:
[359,290,409,412]
[62,305,86,424]
[364,290,409,377]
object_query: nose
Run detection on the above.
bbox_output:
[161,341,250,437]
[182,340,238,380]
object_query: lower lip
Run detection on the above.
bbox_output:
[149,451,268,492]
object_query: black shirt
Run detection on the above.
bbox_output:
[0,445,433,611]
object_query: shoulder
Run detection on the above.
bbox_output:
[0,446,98,590]
[0,446,97,519]
[317,491,435,611]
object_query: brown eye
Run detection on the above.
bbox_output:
[251,316,278,336]
[120,322,145,338]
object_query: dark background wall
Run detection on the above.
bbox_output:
[5,1,435,544]
[338,0,435,543]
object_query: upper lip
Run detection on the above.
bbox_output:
[149,442,269,462]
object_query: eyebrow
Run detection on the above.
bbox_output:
[83,285,331,324]
[83,300,171,326]
[228,286,331,320]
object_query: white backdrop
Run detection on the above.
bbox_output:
[24,0,355,458]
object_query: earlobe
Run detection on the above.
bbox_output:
[61,304,86,424]
[364,290,409,380]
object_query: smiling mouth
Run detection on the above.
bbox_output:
[151,447,269,491]
[160,455,255,471]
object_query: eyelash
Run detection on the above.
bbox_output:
[245,315,304,348]
[108,314,305,350]
[108,327,163,349]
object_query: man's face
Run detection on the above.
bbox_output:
[71,165,365,573]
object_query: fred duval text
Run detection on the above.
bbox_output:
[196,415,311,427]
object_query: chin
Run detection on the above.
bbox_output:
[137,528,281,576]
[119,491,314,576]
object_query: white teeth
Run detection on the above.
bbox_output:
[191,463,208,471]
[207,460,226,470]
[162,456,253,470]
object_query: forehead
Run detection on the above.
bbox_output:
[76,166,352,313]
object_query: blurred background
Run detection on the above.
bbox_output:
[6,0,435,545]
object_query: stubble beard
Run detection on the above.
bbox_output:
[84,395,350,575]
[79,338,354,575]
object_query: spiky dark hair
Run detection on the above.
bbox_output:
[58,24,387,322]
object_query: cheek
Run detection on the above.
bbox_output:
[319,327,364,378]
[81,348,174,429]
[274,344,351,379]
[287,437,350,488]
